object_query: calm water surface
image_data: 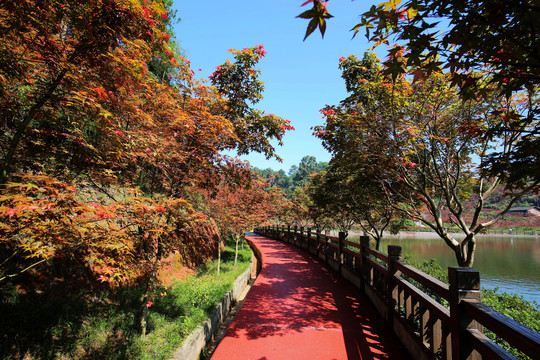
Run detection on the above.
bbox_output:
[374,236,540,305]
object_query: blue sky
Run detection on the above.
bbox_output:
[172,0,383,172]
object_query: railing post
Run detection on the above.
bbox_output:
[287,225,291,243]
[300,226,304,248]
[387,245,402,322]
[359,236,370,293]
[338,232,345,273]
[294,225,298,245]
[324,232,328,263]
[316,230,321,257]
[307,228,312,252]
[449,267,482,360]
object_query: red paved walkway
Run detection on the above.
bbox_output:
[210,234,412,360]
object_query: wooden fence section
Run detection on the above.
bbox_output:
[254,225,540,360]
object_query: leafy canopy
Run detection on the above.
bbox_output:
[210,45,294,161]
[298,0,540,186]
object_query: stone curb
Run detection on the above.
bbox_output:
[169,246,257,360]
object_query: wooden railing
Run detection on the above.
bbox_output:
[254,225,540,360]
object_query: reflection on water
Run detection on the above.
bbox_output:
[377,236,540,305]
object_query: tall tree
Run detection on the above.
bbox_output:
[209,45,294,161]
[0,0,177,184]
[201,172,284,268]
[288,186,312,227]
[309,166,404,250]
[306,171,356,236]
[292,155,318,188]
[298,0,540,189]
[316,54,538,267]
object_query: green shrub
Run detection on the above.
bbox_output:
[0,245,253,360]
[402,255,539,359]
[482,288,539,359]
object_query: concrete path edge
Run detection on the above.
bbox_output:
[169,241,259,360]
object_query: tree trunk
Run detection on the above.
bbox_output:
[217,238,221,275]
[139,271,156,336]
[234,234,239,266]
[374,236,381,251]
[452,235,476,268]
[460,235,476,268]
[140,238,163,335]
[0,69,68,184]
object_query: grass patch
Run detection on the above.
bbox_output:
[1,244,253,360]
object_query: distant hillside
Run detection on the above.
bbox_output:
[481,185,540,210]
[253,155,328,195]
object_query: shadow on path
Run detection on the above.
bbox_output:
[210,235,411,360]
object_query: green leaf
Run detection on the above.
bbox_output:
[304,18,319,41]
[319,18,327,38]
[296,9,317,19]
[297,0,333,40]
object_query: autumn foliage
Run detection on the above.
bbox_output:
[0,0,291,337]
[0,175,217,288]
[209,45,294,161]
[300,0,539,186]
[315,53,538,267]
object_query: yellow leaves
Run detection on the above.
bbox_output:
[406,7,418,20]
[401,125,421,142]
[382,0,402,10]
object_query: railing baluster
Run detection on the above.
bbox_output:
[387,245,401,322]
[338,231,345,273]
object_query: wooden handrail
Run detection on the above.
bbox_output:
[327,242,339,249]
[463,300,540,359]
[465,329,515,360]
[395,262,450,299]
[364,256,387,275]
[395,275,451,322]
[342,247,359,256]
[364,247,388,262]
[342,239,361,249]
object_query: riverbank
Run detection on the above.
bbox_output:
[346,230,539,240]
[363,234,540,305]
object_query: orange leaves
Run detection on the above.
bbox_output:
[0,174,219,288]
[201,174,279,238]
[226,44,267,59]
[92,87,109,100]
[254,44,267,57]
[320,108,336,117]
[3,207,19,218]
[0,0,286,298]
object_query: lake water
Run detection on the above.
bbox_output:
[373,235,540,305]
